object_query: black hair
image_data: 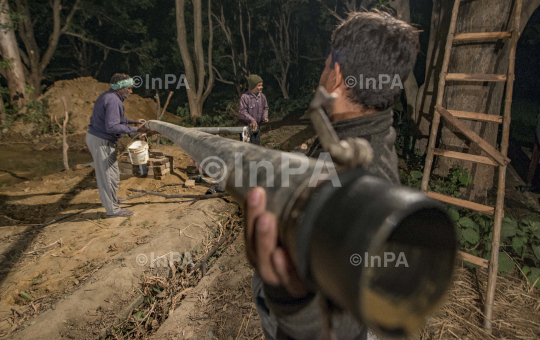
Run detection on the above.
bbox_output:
[331,10,420,111]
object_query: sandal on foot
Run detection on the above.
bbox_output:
[107,209,134,218]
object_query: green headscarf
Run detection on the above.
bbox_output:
[111,78,134,90]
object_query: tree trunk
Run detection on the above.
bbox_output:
[0,94,5,127]
[415,0,540,202]
[403,72,418,122]
[212,3,248,95]
[439,0,513,202]
[266,1,293,100]
[391,0,419,120]
[14,0,79,98]
[414,0,448,153]
[29,70,43,98]
[388,0,419,151]
[277,73,290,99]
[0,0,26,106]
[175,0,214,123]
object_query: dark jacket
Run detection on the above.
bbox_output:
[253,108,399,340]
[308,108,399,184]
[87,89,136,144]
[238,90,269,126]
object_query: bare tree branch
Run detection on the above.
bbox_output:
[193,0,205,101]
[239,2,248,70]
[60,0,80,34]
[93,48,109,79]
[39,0,62,73]
[317,0,343,21]
[300,55,327,61]
[64,32,141,54]
[212,65,235,85]
[202,0,215,103]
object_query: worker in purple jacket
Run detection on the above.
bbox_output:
[86,73,148,218]
[239,75,269,145]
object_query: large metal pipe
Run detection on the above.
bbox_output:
[191,126,246,134]
[130,126,253,142]
[192,126,253,142]
[145,120,457,338]
[146,120,317,217]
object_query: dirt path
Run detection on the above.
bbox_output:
[259,118,315,151]
[151,236,263,340]
[0,144,239,338]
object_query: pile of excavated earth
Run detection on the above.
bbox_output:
[8,77,180,137]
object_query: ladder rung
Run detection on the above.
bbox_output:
[446,73,507,82]
[425,191,495,215]
[436,105,511,166]
[433,149,498,166]
[453,32,512,42]
[457,251,489,268]
[447,110,503,124]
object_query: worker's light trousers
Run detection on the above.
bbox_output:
[85,132,121,216]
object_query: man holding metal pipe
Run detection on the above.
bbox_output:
[245,11,419,339]
[239,74,269,145]
[86,73,148,218]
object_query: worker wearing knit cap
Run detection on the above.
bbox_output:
[239,74,269,145]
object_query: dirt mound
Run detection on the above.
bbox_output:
[41,77,181,133]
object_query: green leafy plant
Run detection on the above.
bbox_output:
[431,166,472,197]
[450,207,540,288]
[400,169,424,189]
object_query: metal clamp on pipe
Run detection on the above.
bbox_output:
[307,86,373,168]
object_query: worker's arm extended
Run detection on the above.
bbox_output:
[104,99,137,135]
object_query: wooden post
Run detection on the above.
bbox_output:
[61,97,69,172]
[154,91,161,144]
[156,91,173,145]
[484,0,522,333]
[155,91,161,120]
[159,91,174,121]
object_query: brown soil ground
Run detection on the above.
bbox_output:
[0,115,539,339]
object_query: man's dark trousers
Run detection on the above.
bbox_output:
[250,129,261,145]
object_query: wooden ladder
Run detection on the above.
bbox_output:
[420,0,522,333]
